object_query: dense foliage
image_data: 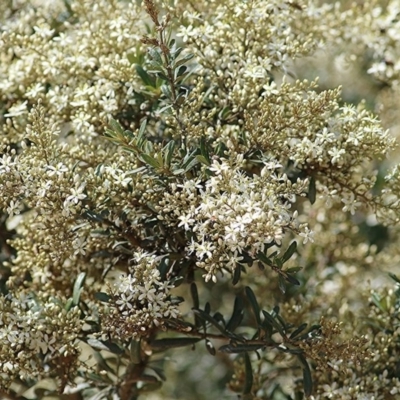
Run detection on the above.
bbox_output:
[2,0,400,399]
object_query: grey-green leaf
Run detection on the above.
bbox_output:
[72,272,86,306]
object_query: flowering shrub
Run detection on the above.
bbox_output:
[1,0,400,399]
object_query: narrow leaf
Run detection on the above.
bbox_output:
[94,292,110,303]
[308,176,316,204]
[298,354,313,397]
[289,323,308,339]
[135,64,155,87]
[72,272,86,306]
[193,309,227,335]
[226,295,245,332]
[164,140,175,167]
[245,286,261,326]
[281,241,297,264]
[174,53,194,68]
[232,264,242,285]
[150,337,201,351]
[64,298,73,311]
[219,343,264,353]
[200,137,210,164]
[285,273,300,286]
[262,310,285,337]
[190,283,199,308]
[256,251,273,267]
[389,272,400,285]
[109,118,124,135]
[278,275,286,294]
[195,154,211,166]
[148,47,163,65]
[87,338,123,354]
[243,353,253,395]
[141,153,161,168]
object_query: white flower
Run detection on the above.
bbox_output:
[46,163,68,177]
[65,185,87,205]
[341,192,362,215]
[114,173,132,187]
[0,154,16,173]
[209,160,231,175]
[328,147,346,164]
[7,200,21,218]
[316,128,336,144]
[72,236,87,255]
[244,65,267,79]
[116,292,134,312]
[299,227,315,244]
[4,101,28,118]
[178,214,195,230]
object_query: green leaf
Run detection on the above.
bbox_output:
[389,272,400,285]
[245,286,261,326]
[161,84,173,99]
[256,251,273,266]
[175,53,194,68]
[281,241,297,264]
[289,323,308,339]
[163,140,175,167]
[175,65,187,79]
[64,298,74,311]
[226,295,245,332]
[232,264,242,285]
[371,292,386,312]
[278,275,286,294]
[130,339,142,364]
[243,353,253,395]
[87,338,124,354]
[298,354,313,397]
[137,119,147,146]
[297,324,321,340]
[141,153,161,169]
[308,176,316,204]
[193,309,227,335]
[93,351,116,375]
[262,310,285,337]
[156,71,169,81]
[94,292,110,303]
[182,155,199,173]
[148,47,163,65]
[136,65,156,87]
[72,272,86,306]
[196,154,211,166]
[190,282,199,308]
[285,273,300,286]
[109,118,124,135]
[219,343,264,353]
[150,337,201,351]
[171,46,184,60]
[140,381,163,393]
[200,137,210,164]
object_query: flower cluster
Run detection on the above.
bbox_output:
[0,293,82,390]
[158,157,309,282]
[104,252,180,340]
